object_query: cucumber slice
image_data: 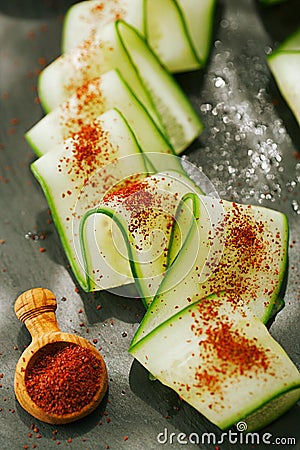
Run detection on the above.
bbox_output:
[31,109,148,291]
[38,20,203,153]
[26,68,183,176]
[145,0,200,73]
[62,0,145,53]
[174,0,216,65]
[80,171,203,296]
[268,28,300,126]
[117,20,203,152]
[132,195,288,345]
[268,51,300,125]
[130,291,300,431]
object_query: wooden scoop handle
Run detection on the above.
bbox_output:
[15,288,60,340]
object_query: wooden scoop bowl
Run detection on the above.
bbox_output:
[14,288,108,424]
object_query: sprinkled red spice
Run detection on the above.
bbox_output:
[195,201,282,306]
[57,119,116,189]
[104,178,177,248]
[25,343,104,415]
[63,37,114,98]
[190,295,270,393]
[103,179,149,204]
[91,0,126,21]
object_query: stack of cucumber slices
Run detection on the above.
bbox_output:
[26,0,300,435]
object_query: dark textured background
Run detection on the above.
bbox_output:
[0,0,299,448]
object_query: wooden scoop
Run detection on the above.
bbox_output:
[14,288,108,424]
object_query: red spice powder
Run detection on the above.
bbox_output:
[25,343,103,415]
[57,120,115,186]
[103,179,149,203]
[91,1,126,21]
[196,202,280,304]
[191,296,270,392]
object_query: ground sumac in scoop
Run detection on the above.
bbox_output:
[25,343,103,415]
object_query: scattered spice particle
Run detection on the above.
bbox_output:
[294,151,300,160]
[39,247,46,253]
[0,240,5,244]
[38,57,47,66]
[7,128,16,135]
[27,31,35,40]
[123,435,129,441]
